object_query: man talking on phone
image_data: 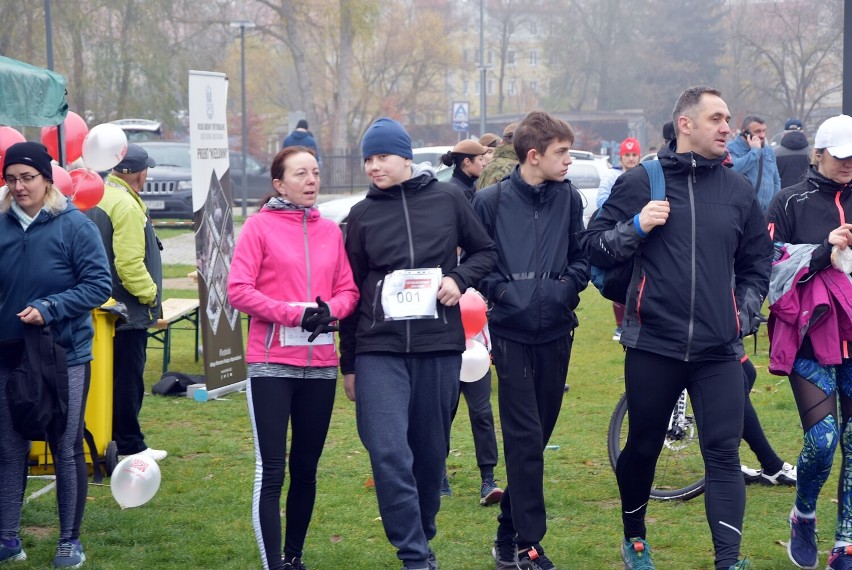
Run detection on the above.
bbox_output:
[726,115,781,213]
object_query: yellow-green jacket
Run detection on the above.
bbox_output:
[85,174,162,330]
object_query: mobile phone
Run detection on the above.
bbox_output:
[741,129,751,139]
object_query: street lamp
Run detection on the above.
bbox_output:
[230,20,255,217]
[479,0,486,135]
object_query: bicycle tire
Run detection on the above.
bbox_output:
[607,392,706,501]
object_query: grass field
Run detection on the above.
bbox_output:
[15,283,832,569]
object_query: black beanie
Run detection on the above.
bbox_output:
[3,142,53,181]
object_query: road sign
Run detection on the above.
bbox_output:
[452,101,470,132]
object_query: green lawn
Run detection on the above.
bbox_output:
[17,286,827,569]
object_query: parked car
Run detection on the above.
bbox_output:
[567,151,612,227]
[110,118,164,142]
[135,141,269,218]
[413,146,453,170]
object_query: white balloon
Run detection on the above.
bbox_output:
[82,123,128,171]
[111,454,162,508]
[460,339,491,382]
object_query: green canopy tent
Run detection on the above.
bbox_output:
[0,56,68,127]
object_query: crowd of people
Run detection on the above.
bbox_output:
[4,82,852,569]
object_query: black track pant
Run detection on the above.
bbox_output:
[617,348,744,570]
[247,376,336,570]
[492,333,571,549]
[741,358,783,473]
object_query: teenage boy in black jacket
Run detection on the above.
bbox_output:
[471,111,589,570]
[581,86,771,570]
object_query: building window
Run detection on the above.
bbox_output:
[475,80,480,95]
[487,79,494,95]
[508,79,516,96]
[529,49,538,66]
[507,50,516,66]
[529,21,537,34]
[463,80,469,96]
[487,50,493,65]
[529,80,538,93]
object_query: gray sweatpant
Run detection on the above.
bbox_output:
[354,353,460,568]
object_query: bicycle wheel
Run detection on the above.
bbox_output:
[607,392,706,501]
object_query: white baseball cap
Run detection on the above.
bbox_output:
[815,114,852,159]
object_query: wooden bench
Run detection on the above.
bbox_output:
[148,298,200,373]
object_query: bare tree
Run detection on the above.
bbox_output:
[731,0,842,127]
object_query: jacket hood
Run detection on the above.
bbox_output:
[781,130,809,150]
[658,140,728,173]
[365,163,436,198]
[288,131,313,142]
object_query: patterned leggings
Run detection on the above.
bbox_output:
[790,357,852,542]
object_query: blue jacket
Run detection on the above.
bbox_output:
[0,200,112,366]
[726,135,781,211]
[282,129,319,156]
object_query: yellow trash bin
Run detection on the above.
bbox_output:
[29,303,120,478]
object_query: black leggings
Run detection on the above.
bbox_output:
[741,358,783,473]
[247,376,336,570]
[617,349,744,570]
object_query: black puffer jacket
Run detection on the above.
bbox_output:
[471,167,589,343]
[581,145,772,361]
[775,130,811,189]
[339,166,497,374]
[767,165,852,273]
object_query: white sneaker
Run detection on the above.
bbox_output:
[741,464,762,484]
[760,462,796,486]
[119,448,168,462]
[139,447,168,461]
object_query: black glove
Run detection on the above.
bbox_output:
[300,296,339,342]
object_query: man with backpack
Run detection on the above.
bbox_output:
[471,111,588,570]
[581,86,771,570]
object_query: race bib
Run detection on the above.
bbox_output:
[279,302,334,346]
[380,267,441,321]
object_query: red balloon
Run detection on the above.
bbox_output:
[41,111,88,163]
[459,290,488,339]
[52,164,73,196]
[0,127,27,180]
[68,168,104,211]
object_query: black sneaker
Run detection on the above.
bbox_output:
[282,555,307,570]
[440,471,453,497]
[515,544,556,570]
[492,533,515,570]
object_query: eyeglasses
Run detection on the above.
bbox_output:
[4,173,42,186]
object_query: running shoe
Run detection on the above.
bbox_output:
[515,544,555,570]
[480,478,503,506]
[0,538,25,563]
[729,558,751,569]
[760,462,796,486]
[282,556,307,570]
[621,537,654,569]
[740,464,762,484]
[492,531,515,570]
[788,508,819,569]
[828,545,852,569]
[52,540,85,569]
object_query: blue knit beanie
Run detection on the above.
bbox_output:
[361,118,413,161]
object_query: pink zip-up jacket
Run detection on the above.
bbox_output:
[228,205,359,368]
[768,249,852,375]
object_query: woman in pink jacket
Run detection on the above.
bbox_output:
[228,146,359,570]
